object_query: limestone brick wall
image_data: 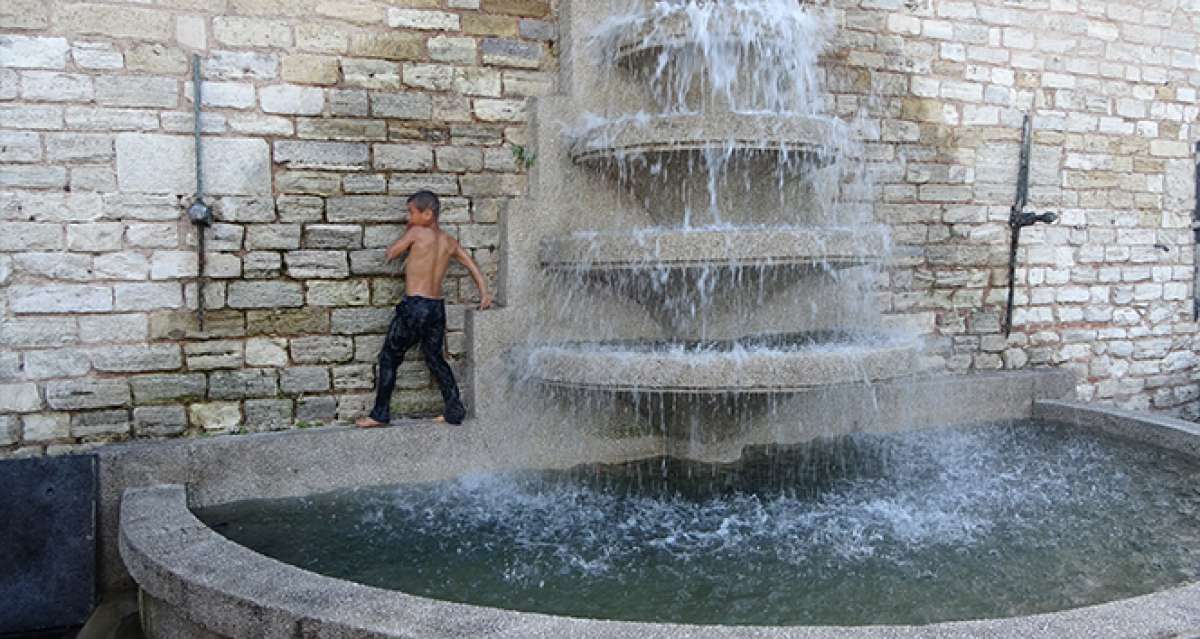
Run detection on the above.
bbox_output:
[832,0,1200,414]
[0,0,554,455]
[3,0,1200,457]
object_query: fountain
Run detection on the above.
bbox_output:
[113,1,1200,636]
[465,0,931,461]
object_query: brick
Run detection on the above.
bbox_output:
[94,75,176,108]
[23,413,70,442]
[151,251,199,279]
[260,84,325,115]
[180,341,241,372]
[56,4,173,40]
[203,50,279,80]
[177,15,207,50]
[285,250,350,278]
[436,146,483,172]
[0,104,63,129]
[428,36,477,64]
[10,284,111,314]
[370,91,432,119]
[13,252,93,280]
[296,24,349,53]
[296,118,387,141]
[216,196,276,223]
[480,0,550,16]
[91,344,181,372]
[71,410,131,438]
[281,367,331,394]
[327,196,408,223]
[0,35,69,69]
[227,281,304,308]
[46,379,130,410]
[0,383,40,412]
[307,279,370,305]
[374,143,434,170]
[20,71,92,101]
[403,63,455,91]
[330,89,369,116]
[282,54,340,85]
[0,318,78,348]
[343,174,387,194]
[213,17,293,48]
[314,0,383,24]
[331,307,392,334]
[454,68,502,97]
[274,140,368,170]
[133,406,188,437]
[291,335,354,364]
[304,225,363,249]
[296,396,337,422]
[125,223,179,248]
[518,18,555,41]
[114,282,183,311]
[277,195,325,221]
[189,402,240,431]
[45,132,113,162]
[209,369,278,399]
[245,338,288,367]
[125,44,189,75]
[246,308,329,336]
[348,32,423,61]
[341,59,402,89]
[130,373,206,402]
[474,97,527,122]
[463,14,517,37]
[185,81,256,109]
[0,131,41,162]
[243,398,293,432]
[79,314,148,343]
[0,165,66,188]
[481,38,543,68]
[64,107,157,131]
[387,9,460,30]
[0,0,49,30]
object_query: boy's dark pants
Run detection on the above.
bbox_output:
[369,296,466,425]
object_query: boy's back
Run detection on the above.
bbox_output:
[402,225,458,299]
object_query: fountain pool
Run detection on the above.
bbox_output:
[196,420,1200,627]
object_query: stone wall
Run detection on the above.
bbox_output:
[832,0,1200,414]
[2,0,1199,456]
[0,0,554,455]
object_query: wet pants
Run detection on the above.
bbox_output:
[369,295,466,425]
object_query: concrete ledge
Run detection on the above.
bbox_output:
[1034,400,1200,459]
[122,478,1200,639]
[569,113,837,163]
[539,226,888,272]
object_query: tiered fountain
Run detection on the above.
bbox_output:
[467,0,927,461]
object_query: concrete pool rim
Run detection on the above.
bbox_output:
[120,400,1200,638]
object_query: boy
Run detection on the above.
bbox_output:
[356,191,493,428]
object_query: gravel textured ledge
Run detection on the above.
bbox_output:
[122,399,1200,638]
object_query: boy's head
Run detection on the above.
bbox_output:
[406,190,440,227]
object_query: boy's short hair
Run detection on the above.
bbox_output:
[407,190,441,218]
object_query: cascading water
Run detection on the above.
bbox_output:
[519,0,920,457]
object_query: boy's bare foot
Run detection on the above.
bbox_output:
[433,415,446,423]
[356,417,387,429]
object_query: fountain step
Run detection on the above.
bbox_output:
[522,333,918,394]
[570,113,837,164]
[608,4,816,64]
[541,226,887,273]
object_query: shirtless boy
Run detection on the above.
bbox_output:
[356,191,493,428]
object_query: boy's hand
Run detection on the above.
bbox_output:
[478,292,493,310]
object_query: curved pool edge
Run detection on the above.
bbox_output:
[121,401,1200,639]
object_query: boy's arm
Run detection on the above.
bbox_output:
[385,229,415,262]
[453,243,493,310]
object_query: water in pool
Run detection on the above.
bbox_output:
[197,420,1200,626]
